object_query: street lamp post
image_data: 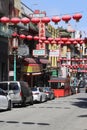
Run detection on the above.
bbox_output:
[12,36,18,81]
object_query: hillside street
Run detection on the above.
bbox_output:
[0,92,87,130]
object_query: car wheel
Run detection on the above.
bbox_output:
[40,96,42,103]
[50,94,54,100]
[45,95,48,101]
[30,97,33,105]
[22,97,26,107]
[8,100,11,110]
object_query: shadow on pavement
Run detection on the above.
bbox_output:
[78,114,87,118]
[71,97,87,108]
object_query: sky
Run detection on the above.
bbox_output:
[21,0,87,37]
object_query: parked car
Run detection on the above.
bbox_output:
[0,81,33,107]
[0,88,12,111]
[85,86,87,93]
[31,87,47,103]
[78,80,86,93]
[43,87,55,100]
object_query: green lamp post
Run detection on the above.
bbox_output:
[12,36,18,81]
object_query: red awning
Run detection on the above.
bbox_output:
[24,58,37,64]
[48,78,70,83]
[24,58,51,64]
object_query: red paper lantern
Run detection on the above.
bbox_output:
[48,37,53,42]
[12,32,18,37]
[61,37,68,42]
[62,15,71,23]
[58,40,64,44]
[73,40,78,44]
[51,16,61,24]
[41,17,50,24]
[40,37,46,41]
[34,36,39,40]
[39,39,42,43]
[44,40,49,44]
[72,13,82,22]
[11,17,20,24]
[19,34,26,39]
[65,41,71,45]
[26,35,33,40]
[51,40,56,44]
[80,40,84,44]
[0,16,10,23]
[31,17,40,24]
[69,38,75,43]
[21,17,30,24]
[55,37,61,42]
[76,38,81,42]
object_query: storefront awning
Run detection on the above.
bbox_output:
[22,63,43,73]
[24,58,51,64]
[24,58,38,64]
[48,77,70,83]
[40,59,51,64]
[26,72,42,76]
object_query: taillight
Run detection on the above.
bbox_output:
[20,91,22,96]
[46,92,49,94]
[34,93,39,95]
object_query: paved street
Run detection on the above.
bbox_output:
[0,92,87,130]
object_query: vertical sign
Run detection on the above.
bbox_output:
[37,22,45,49]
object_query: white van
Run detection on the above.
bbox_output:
[0,81,33,106]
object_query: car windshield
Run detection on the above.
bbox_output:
[43,87,50,91]
[9,83,19,91]
[32,88,37,91]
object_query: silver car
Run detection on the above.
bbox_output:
[32,87,47,103]
[43,87,55,100]
[0,81,33,107]
[0,88,12,111]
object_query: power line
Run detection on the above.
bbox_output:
[46,11,84,17]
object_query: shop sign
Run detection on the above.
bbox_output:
[49,50,60,57]
[38,22,45,49]
[33,49,45,56]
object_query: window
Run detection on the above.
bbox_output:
[9,83,19,91]
[0,83,8,91]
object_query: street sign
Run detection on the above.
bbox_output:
[33,49,45,56]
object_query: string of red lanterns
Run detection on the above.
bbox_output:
[1,14,83,44]
[61,64,87,69]
[0,13,82,25]
[59,58,87,61]
[0,14,83,44]
[11,33,86,45]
